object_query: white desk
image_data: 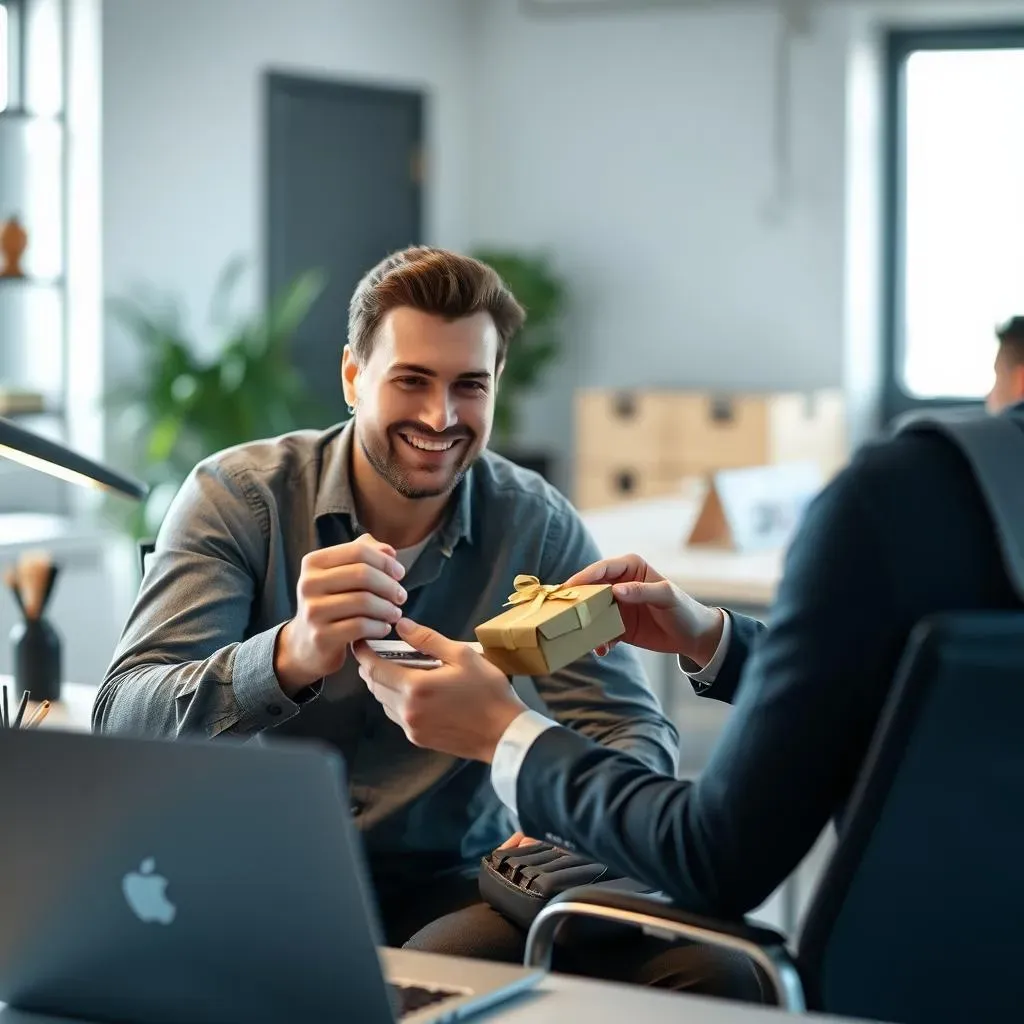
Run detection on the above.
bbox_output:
[477,972,863,1023]
[581,493,783,608]
[0,975,868,1024]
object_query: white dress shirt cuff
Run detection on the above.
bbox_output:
[490,709,557,821]
[677,610,732,684]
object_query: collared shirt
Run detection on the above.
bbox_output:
[95,421,680,882]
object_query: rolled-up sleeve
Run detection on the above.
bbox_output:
[93,461,313,738]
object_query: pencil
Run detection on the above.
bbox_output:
[24,700,50,729]
[12,690,29,729]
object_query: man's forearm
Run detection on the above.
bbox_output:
[93,625,309,737]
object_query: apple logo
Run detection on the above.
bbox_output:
[122,857,176,925]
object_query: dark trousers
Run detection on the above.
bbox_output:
[373,870,771,1005]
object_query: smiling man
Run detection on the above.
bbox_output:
[95,246,679,950]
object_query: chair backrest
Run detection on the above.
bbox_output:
[797,612,1024,1023]
[137,538,156,579]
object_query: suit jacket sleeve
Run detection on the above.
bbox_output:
[688,612,766,705]
[516,466,902,918]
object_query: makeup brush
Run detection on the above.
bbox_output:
[3,566,26,618]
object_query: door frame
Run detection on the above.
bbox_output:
[262,70,426,313]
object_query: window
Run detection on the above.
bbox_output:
[883,26,1024,422]
[0,4,8,112]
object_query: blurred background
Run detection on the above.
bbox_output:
[2,0,1023,929]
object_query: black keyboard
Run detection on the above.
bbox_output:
[388,981,462,1018]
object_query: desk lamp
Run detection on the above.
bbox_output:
[0,416,148,500]
[0,416,147,714]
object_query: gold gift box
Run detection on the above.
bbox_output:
[475,575,625,676]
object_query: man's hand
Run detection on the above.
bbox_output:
[351,618,527,763]
[564,554,724,668]
[274,535,408,694]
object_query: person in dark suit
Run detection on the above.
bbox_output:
[351,319,1024,998]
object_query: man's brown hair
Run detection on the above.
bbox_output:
[997,316,1024,365]
[347,246,526,365]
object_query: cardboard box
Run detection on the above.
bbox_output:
[575,390,679,468]
[475,575,625,676]
[574,466,687,511]
[664,390,846,478]
[574,388,846,509]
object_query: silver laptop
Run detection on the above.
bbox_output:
[0,728,542,1023]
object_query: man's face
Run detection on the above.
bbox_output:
[342,307,500,499]
[987,341,1024,413]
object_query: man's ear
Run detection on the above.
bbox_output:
[341,346,359,407]
[1012,364,1024,405]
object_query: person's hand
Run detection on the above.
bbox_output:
[564,554,724,668]
[274,535,408,694]
[351,618,527,763]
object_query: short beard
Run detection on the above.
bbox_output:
[359,425,476,500]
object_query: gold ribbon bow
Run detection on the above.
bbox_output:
[497,575,591,649]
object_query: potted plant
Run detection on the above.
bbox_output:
[104,256,327,538]
[470,249,565,481]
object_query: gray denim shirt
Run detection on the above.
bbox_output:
[94,422,679,881]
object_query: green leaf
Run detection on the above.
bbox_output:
[471,249,567,447]
[248,267,328,357]
[147,414,183,463]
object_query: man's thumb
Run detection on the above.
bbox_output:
[395,618,459,662]
[611,579,677,608]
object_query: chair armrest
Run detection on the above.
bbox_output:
[523,885,805,1012]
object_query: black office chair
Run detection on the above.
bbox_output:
[524,612,1024,1022]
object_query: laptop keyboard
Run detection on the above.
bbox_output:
[388,981,462,1018]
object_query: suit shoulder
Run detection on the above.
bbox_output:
[843,428,977,490]
[821,427,988,543]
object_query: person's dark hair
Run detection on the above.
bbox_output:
[996,316,1024,364]
[347,246,525,366]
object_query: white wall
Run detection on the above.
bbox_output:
[101,0,475,458]
[469,0,1024,468]
[469,0,851,466]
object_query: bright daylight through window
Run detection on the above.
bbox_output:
[898,45,1024,400]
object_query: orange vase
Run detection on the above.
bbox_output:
[0,216,28,277]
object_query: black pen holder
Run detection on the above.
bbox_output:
[10,617,61,703]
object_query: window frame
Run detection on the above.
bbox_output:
[881,24,1024,424]
[0,0,23,113]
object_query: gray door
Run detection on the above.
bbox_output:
[265,73,424,426]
